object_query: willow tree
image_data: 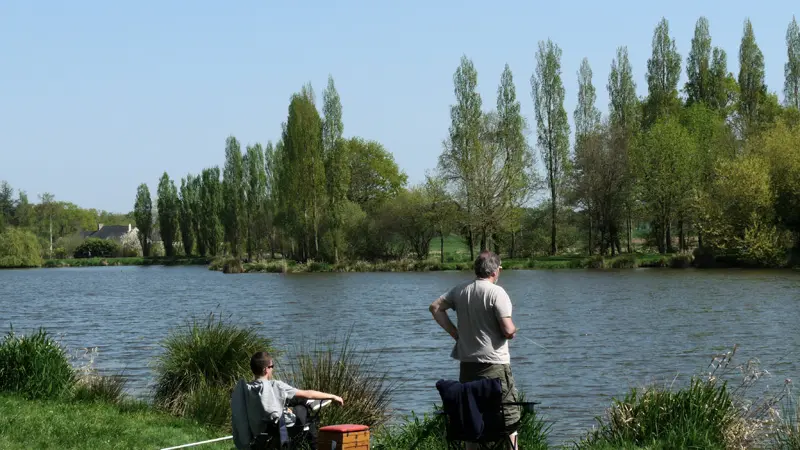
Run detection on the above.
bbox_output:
[531,40,570,255]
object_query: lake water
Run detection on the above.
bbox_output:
[1,266,799,445]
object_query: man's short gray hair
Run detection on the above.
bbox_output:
[474,250,501,278]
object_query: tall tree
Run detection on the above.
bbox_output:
[244,144,266,260]
[189,175,205,256]
[438,55,483,260]
[786,16,800,110]
[575,58,601,144]
[222,136,245,257]
[685,17,713,107]
[178,175,196,256]
[0,181,14,231]
[709,48,736,115]
[322,75,349,263]
[133,184,153,257]
[279,91,325,260]
[14,191,33,228]
[157,172,180,257]
[264,141,280,258]
[531,40,570,255]
[644,18,682,127]
[608,46,639,134]
[200,167,223,256]
[38,192,56,258]
[738,19,768,138]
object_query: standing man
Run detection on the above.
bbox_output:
[429,250,521,449]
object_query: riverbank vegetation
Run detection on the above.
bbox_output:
[2,317,798,449]
[3,16,800,271]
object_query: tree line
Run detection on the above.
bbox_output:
[4,15,800,267]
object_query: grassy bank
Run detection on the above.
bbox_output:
[0,394,230,450]
[209,253,680,273]
[42,256,212,268]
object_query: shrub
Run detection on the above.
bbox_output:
[221,257,243,274]
[152,312,275,420]
[283,330,397,429]
[737,213,787,268]
[0,227,43,268]
[577,377,737,449]
[609,254,638,269]
[586,255,606,269]
[73,238,121,258]
[669,252,694,268]
[73,374,127,404]
[772,398,800,450]
[0,327,75,399]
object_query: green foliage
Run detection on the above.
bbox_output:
[222,136,246,257]
[738,19,769,138]
[244,143,268,260]
[199,167,223,256]
[578,378,738,450]
[669,252,694,268]
[0,227,43,268]
[0,327,75,400]
[152,312,274,419]
[133,183,153,257]
[532,39,570,255]
[157,172,180,258]
[346,137,407,209]
[72,373,127,405]
[737,213,787,267]
[283,331,396,429]
[787,16,800,110]
[178,175,196,256]
[73,237,121,258]
[644,18,682,127]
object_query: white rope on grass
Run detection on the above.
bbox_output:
[159,435,232,450]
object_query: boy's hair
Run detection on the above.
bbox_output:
[250,351,272,376]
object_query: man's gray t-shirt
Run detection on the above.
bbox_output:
[441,279,513,364]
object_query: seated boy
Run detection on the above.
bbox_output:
[232,351,344,450]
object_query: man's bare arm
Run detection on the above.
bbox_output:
[498,316,517,339]
[429,297,458,340]
[294,389,344,405]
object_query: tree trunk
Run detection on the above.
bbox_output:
[440,233,444,264]
[588,212,593,256]
[679,220,685,252]
[666,217,673,253]
[510,230,516,259]
[550,191,558,255]
[698,230,703,250]
[627,209,632,254]
[468,229,474,261]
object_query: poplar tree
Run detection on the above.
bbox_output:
[222,136,245,257]
[244,144,266,260]
[439,55,483,260]
[644,18,681,127]
[322,75,349,263]
[685,17,712,107]
[738,19,768,138]
[531,40,570,255]
[786,16,800,110]
[156,172,179,257]
[133,183,153,257]
[178,175,195,256]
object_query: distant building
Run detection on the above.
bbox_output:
[82,223,138,242]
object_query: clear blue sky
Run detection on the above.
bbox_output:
[1,0,796,213]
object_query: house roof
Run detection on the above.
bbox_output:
[87,225,132,240]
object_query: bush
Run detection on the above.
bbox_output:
[669,252,694,268]
[737,214,787,268]
[578,377,739,450]
[221,257,243,274]
[73,238,121,258]
[0,227,43,268]
[586,255,606,269]
[0,327,75,399]
[609,254,638,269]
[73,374,127,404]
[283,330,397,429]
[152,312,275,421]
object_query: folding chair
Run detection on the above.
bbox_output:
[249,403,324,450]
[435,378,539,450]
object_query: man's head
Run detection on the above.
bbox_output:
[250,351,274,378]
[474,250,502,282]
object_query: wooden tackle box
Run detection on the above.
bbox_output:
[318,424,370,449]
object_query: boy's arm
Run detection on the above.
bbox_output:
[294,389,344,405]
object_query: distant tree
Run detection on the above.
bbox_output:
[243,143,266,260]
[785,16,800,110]
[222,136,245,257]
[157,172,180,257]
[531,40,570,255]
[738,19,768,138]
[644,17,682,127]
[178,175,196,256]
[322,76,350,263]
[199,167,223,256]
[133,184,153,257]
[347,137,408,209]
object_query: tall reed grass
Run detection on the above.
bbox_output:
[152,312,275,423]
[282,330,398,429]
[0,327,75,400]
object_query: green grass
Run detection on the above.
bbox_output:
[42,256,212,268]
[0,394,232,450]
